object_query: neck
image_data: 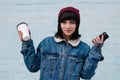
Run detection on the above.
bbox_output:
[64,36,70,41]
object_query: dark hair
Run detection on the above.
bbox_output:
[55,11,81,40]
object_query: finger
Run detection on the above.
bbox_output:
[18,31,22,36]
[93,36,101,43]
[95,36,100,42]
[96,36,100,42]
[18,31,23,41]
[92,39,95,43]
[101,34,104,42]
[92,36,97,43]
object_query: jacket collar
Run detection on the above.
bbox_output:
[54,37,80,47]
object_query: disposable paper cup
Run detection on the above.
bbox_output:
[17,22,30,41]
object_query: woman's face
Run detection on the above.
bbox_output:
[60,20,76,40]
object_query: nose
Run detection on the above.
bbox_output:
[65,23,71,28]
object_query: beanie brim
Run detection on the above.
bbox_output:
[58,6,80,22]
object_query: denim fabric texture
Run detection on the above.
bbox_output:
[21,37,103,80]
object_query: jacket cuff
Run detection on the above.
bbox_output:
[22,39,33,48]
[89,53,104,61]
[89,47,104,61]
[93,43,103,49]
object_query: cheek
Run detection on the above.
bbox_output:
[60,24,64,30]
[72,25,76,32]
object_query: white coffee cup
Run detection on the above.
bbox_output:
[17,22,30,41]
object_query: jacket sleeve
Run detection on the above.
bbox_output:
[21,39,41,72]
[80,45,104,79]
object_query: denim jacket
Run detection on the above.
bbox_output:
[21,36,103,80]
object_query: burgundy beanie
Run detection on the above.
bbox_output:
[58,6,80,22]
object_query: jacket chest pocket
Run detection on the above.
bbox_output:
[68,55,85,75]
[41,52,59,72]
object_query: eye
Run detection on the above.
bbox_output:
[70,20,76,24]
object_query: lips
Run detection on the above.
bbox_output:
[65,30,72,32]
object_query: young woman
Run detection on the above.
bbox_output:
[18,6,105,80]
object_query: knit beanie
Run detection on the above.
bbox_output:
[58,6,80,24]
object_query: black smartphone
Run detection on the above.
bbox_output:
[99,32,109,41]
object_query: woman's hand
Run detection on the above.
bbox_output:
[18,31,24,41]
[18,29,31,41]
[92,34,104,43]
[92,34,104,48]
